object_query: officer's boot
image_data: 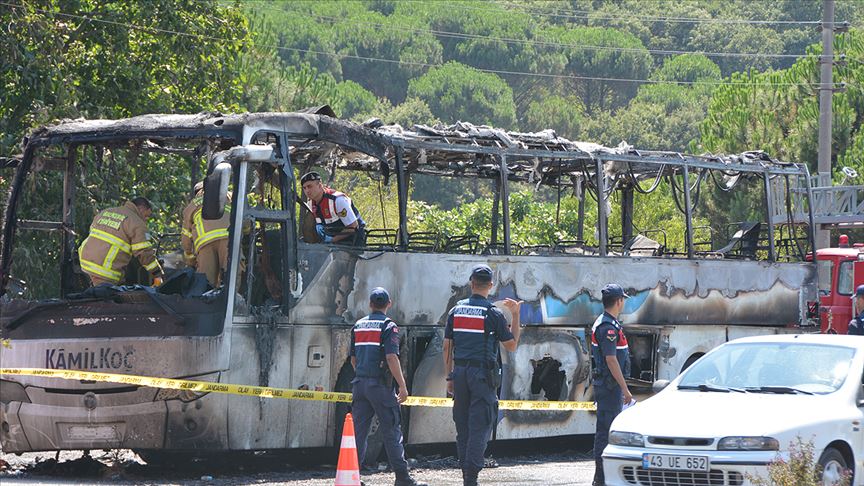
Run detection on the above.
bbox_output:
[394,473,428,486]
[592,458,605,486]
[462,468,479,486]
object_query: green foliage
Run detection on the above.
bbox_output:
[538,26,654,110]
[747,438,850,486]
[385,98,440,127]
[333,80,391,120]
[524,95,585,139]
[0,0,251,155]
[407,185,704,253]
[407,61,517,127]
[652,54,722,83]
[395,1,559,76]
[699,29,863,170]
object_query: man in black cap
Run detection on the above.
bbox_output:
[848,284,864,335]
[591,283,633,486]
[349,287,426,486]
[300,171,366,246]
[443,264,522,486]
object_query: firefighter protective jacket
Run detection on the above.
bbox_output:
[78,201,162,283]
[181,193,231,264]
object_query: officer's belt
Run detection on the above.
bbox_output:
[454,358,494,369]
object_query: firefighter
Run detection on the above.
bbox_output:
[591,283,633,486]
[78,197,163,286]
[300,171,366,246]
[848,284,864,335]
[181,181,230,286]
[443,264,521,486]
[350,287,427,486]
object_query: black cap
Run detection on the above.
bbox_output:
[601,283,629,299]
[470,264,493,281]
[300,171,322,184]
[370,287,391,306]
[854,284,864,298]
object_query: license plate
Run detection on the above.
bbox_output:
[66,424,120,441]
[642,453,710,472]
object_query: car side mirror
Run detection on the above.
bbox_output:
[202,162,231,220]
[652,379,670,394]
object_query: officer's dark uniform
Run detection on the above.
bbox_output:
[849,285,864,336]
[445,265,513,486]
[591,285,631,486]
[350,288,424,486]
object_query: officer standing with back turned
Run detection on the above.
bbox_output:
[848,284,864,335]
[443,264,522,486]
[591,284,633,486]
[350,287,427,486]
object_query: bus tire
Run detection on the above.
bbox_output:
[680,353,704,374]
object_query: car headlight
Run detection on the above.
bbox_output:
[718,436,779,451]
[609,431,645,447]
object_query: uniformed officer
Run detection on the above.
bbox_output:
[78,197,163,286]
[443,264,522,486]
[848,284,864,335]
[350,287,427,486]
[181,181,230,286]
[300,171,366,246]
[591,283,633,486]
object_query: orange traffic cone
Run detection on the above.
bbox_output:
[335,413,361,486]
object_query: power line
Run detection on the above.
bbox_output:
[292,10,811,60]
[444,1,830,26]
[277,0,829,27]
[2,2,842,89]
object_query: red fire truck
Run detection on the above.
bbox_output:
[814,234,864,334]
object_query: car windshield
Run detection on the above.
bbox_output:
[678,342,856,394]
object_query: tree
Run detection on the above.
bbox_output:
[698,29,864,241]
[538,26,654,110]
[0,0,252,155]
[385,98,439,127]
[523,95,585,140]
[407,61,517,128]
[333,80,391,120]
[651,54,722,83]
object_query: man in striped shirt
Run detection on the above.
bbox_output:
[443,264,522,486]
[349,287,426,486]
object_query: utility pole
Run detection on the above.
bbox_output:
[815,0,835,249]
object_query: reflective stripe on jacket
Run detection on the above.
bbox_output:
[181,194,231,260]
[78,201,161,283]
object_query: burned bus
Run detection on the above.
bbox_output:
[0,111,818,455]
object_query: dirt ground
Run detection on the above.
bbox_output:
[0,438,597,485]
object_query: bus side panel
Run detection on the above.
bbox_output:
[656,325,804,381]
[286,324,333,448]
[225,322,292,450]
[407,326,593,444]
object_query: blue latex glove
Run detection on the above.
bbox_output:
[315,224,326,240]
[323,234,333,243]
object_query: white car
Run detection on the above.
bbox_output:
[603,334,864,486]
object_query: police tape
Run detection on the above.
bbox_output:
[0,368,596,411]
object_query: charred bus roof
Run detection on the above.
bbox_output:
[2,110,817,289]
[14,110,805,181]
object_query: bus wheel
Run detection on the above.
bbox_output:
[680,353,704,374]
